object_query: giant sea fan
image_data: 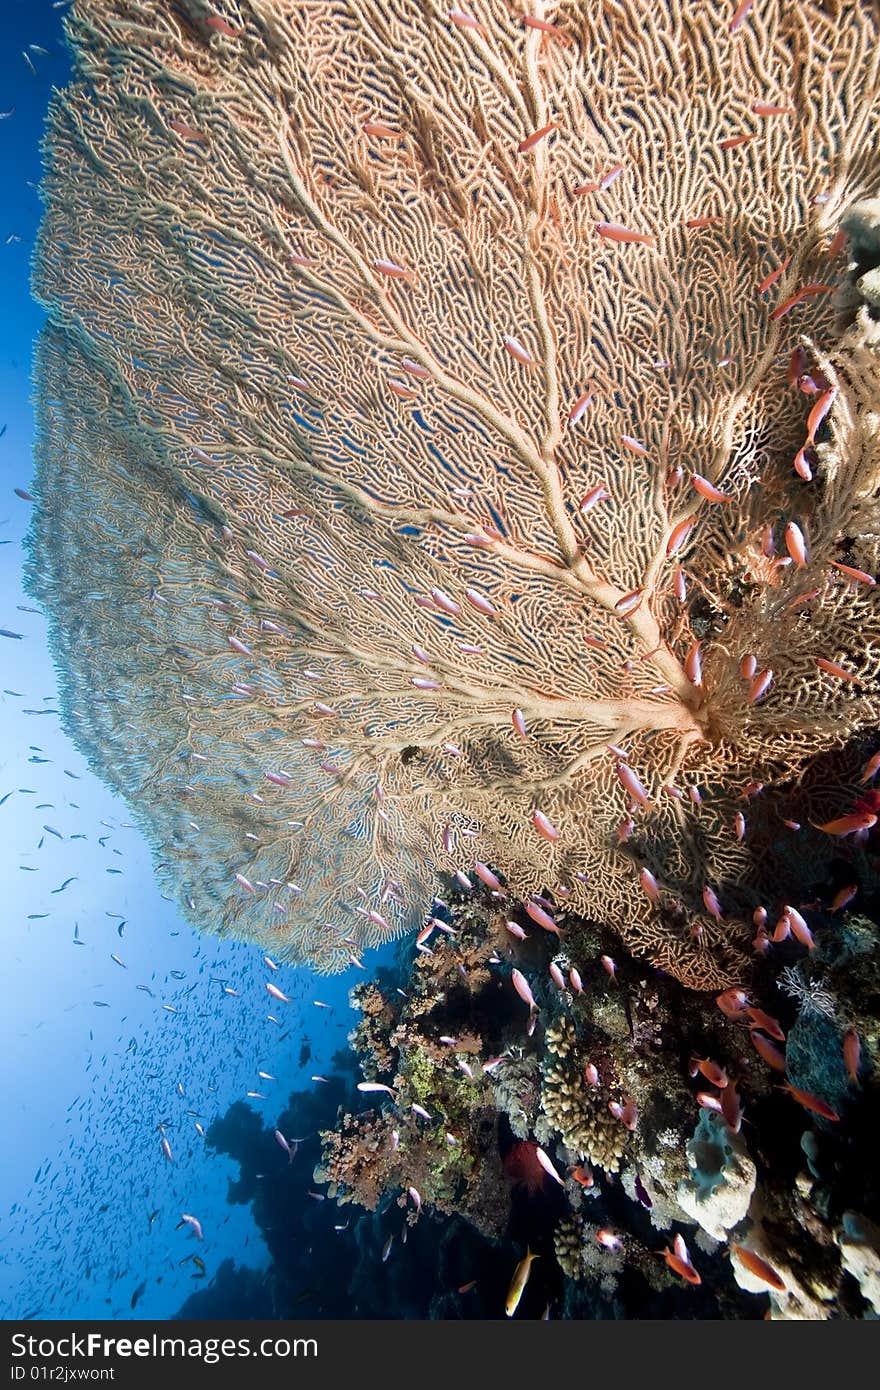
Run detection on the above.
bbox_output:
[26,0,880,982]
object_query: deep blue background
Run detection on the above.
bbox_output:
[0,0,385,1320]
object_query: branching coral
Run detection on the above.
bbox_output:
[539,1017,628,1172]
[26,0,880,978]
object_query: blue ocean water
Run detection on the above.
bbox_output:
[0,0,391,1319]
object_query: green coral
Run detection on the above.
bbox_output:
[402,1047,440,1106]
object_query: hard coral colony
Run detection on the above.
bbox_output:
[25,5,880,988]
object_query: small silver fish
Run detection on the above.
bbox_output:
[180,1212,203,1241]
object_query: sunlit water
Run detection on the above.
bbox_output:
[0,0,385,1319]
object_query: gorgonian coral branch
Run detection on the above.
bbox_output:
[25,0,880,983]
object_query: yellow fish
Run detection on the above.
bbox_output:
[505,1248,538,1318]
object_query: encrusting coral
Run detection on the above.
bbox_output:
[23,0,880,981]
[676,1110,756,1242]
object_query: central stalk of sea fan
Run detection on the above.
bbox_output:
[27,1,880,981]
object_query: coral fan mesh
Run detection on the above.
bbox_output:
[26,0,880,979]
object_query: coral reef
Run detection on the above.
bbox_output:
[314,907,515,1239]
[24,0,880,980]
[837,1213,880,1316]
[315,875,880,1317]
[186,1080,511,1319]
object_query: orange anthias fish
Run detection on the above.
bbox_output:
[522,15,567,39]
[812,811,877,837]
[693,1058,728,1089]
[205,14,242,37]
[780,1082,840,1121]
[511,968,536,1012]
[696,1091,723,1112]
[829,884,857,913]
[746,1006,785,1041]
[720,1080,743,1133]
[716,988,750,1018]
[596,220,655,246]
[169,118,208,143]
[815,657,861,683]
[362,121,402,139]
[842,1028,861,1084]
[525,900,559,934]
[517,122,559,153]
[768,283,832,321]
[731,1245,786,1291]
[691,472,733,504]
[859,750,880,783]
[662,1234,701,1285]
[750,1031,786,1072]
[532,809,560,842]
[758,255,791,294]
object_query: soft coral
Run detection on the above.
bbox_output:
[502,1141,549,1199]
